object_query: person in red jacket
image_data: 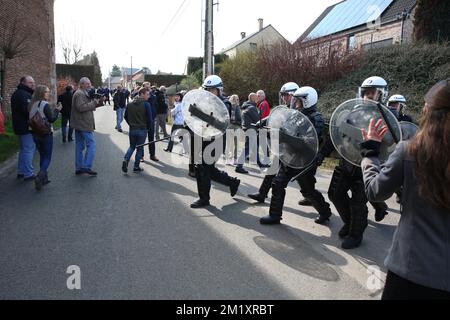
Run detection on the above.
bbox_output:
[256,90,270,119]
[256,90,271,167]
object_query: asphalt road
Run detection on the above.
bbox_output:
[0,106,401,300]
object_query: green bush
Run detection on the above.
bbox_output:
[219,51,261,102]
[319,42,450,119]
[0,120,19,163]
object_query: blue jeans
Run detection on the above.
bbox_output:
[61,114,73,140]
[18,133,36,178]
[124,130,147,168]
[116,108,125,130]
[75,130,96,171]
[33,134,53,175]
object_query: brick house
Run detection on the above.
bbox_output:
[296,0,416,53]
[0,0,56,115]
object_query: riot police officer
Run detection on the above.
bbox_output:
[247,82,299,205]
[388,95,414,123]
[328,76,390,249]
[256,86,333,225]
[190,75,241,209]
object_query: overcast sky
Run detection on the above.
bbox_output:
[54,0,338,78]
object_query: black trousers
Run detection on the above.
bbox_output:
[268,164,331,218]
[166,124,185,152]
[196,162,236,202]
[382,271,450,300]
[147,125,156,157]
[328,164,368,237]
[370,200,388,212]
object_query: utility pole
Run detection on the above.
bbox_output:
[203,0,214,79]
[130,56,133,89]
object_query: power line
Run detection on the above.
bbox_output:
[160,0,190,38]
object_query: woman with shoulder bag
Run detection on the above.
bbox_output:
[28,85,62,191]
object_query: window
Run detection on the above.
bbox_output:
[347,35,356,51]
[250,43,258,51]
[362,38,393,51]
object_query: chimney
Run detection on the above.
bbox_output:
[258,18,264,31]
[241,32,246,39]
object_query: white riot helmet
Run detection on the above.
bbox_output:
[279,82,300,105]
[388,94,407,117]
[203,75,224,92]
[388,94,407,105]
[291,86,318,110]
[359,76,389,103]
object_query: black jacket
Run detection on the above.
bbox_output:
[113,90,127,110]
[11,84,34,135]
[58,91,73,117]
[155,90,168,115]
[241,101,260,131]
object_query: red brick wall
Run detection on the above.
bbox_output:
[0,0,56,115]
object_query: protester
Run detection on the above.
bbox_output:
[113,85,127,132]
[236,93,259,174]
[226,94,242,165]
[11,76,36,181]
[28,85,62,190]
[360,79,450,300]
[155,86,169,139]
[165,92,187,153]
[122,88,154,173]
[71,77,105,176]
[58,85,74,143]
[256,90,270,119]
[141,83,159,162]
[103,87,111,105]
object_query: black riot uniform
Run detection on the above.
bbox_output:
[191,96,241,208]
[328,158,369,249]
[259,105,333,225]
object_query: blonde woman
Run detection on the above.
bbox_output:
[227,94,242,166]
[28,85,62,190]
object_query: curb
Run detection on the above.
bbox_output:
[0,129,61,181]
[0,153,18,180]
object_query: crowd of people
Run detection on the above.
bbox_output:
[5,72,450,300]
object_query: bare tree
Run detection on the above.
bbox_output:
[0,18,30,60]
[0,18,31,114]
[59,27,84,64]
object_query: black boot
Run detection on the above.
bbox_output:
[260,215,282,225]
[248,193,266,203]
[230,178,241,197]
[298,198,313,206]
[315,211,332,225]
[341,234,363,250]
[190,199,210,209]
[375,209,388,222]
[122,160,129,173]
[34,174,43,191]
[338,224,350,239]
